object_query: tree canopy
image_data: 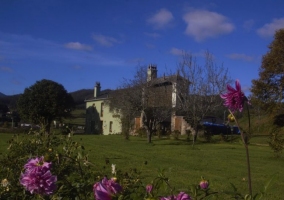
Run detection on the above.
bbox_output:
[17,79,74,134]
[251,29,284,113]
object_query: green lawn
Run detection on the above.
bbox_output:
[0,133,283,199]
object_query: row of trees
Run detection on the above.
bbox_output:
[15,29,284,141]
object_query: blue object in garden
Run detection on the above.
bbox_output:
[202,122,240,135]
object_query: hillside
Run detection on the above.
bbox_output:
[0,92,6,97]
[69,89,93,106]
[0,89,94,110]
[0,94,21,110]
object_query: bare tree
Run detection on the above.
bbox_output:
[109,65,175,143]
[177,51,231,145]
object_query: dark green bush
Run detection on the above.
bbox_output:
[137,128,147,137]
[268,127,284,157]
[171,130,181,140]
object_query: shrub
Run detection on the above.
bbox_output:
[137,127,147,137]
[0,129,146,199]
[268,127,284,157]
[0,129,100,199]
[202,126,212,142]
[171,130,181,140]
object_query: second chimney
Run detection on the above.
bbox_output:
[94,82,101,98]
[147,64,157,81]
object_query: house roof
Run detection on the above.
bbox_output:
[149,74,190,87]
[85,89,113,101]
[85,73,190,102]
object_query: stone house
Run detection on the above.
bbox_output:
[85,65,191,135]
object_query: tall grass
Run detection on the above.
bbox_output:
[0,133,283,199]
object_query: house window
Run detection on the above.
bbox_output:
[109,121,113,132]
[100,103,104,117]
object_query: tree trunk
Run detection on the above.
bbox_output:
[192,126,199,147]
[45,122,51,135]
[147,129,152,143]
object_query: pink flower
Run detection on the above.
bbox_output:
[160,196,175,200]
[199,180,209,189]
[24,156,51,171]
[220,80,248,112]
[176,192,191,200]
[160,192,191,200]
[146,184,153,193]
[93,177,122,200]
[20,157,57,195]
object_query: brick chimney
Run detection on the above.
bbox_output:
[94,82,101,98]
[147,64,157,81]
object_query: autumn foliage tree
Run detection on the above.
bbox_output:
[17,79,74,134]
[251,29,284,114]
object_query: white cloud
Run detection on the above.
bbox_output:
[92,34,120,47]
[64,42,92,51]
[0,32,126,67]
[147,8,174,29]
[227,53,254,62]
[144,32,161,38]
[145,43,155,49]
[0,66,13,72]
[257,18,284,37]
[170,47,184,56]
[183,10,234,41]
[243,19,254,31]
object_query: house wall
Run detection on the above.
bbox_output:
[171,115,192,135]
[146,83,172,107]
[86,100,122,135]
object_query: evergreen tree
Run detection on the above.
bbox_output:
[251,29,284,113]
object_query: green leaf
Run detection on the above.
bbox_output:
[77,152,82,159]
[244,194,252,200]
[263,173,278,193]
[253,192,263,200]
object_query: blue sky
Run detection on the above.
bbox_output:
[1,0,284,95]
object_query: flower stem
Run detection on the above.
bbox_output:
[228,109,252,196]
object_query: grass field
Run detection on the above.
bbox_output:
[0,133,283,199]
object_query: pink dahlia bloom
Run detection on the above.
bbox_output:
[20,157,57,195]
[24,156,51,171]
[220,80,248,112]
[93,177,122,200]
[146,184,153,193]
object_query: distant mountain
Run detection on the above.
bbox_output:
[0,94,21,110]
[0,92,6,97]
[0,89,96,110]
[70,89,93,106]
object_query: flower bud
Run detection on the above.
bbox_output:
[199,179,209,189]
[146,184,153,193]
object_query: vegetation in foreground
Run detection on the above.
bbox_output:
[0,132,282,199]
